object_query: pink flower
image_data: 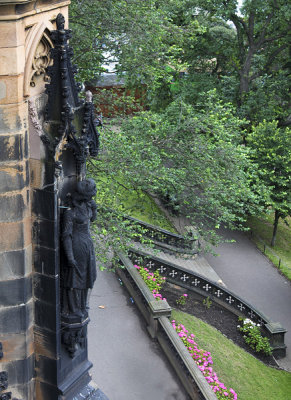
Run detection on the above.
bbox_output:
[172,320,236,400]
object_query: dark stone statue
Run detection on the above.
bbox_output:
[61,178,97,319]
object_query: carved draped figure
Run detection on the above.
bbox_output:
[62,202,97,289]
[61,198,97,317]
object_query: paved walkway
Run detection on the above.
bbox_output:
[88,266,189,400]
[133,234,291,371]
[168,210,291,372]
[203,228,291,371]
[88,221,291,398]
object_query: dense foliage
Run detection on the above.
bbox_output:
[70,0,290,123]
[90,93,267,247]
[248,121,291,245]
[70,0,291,247]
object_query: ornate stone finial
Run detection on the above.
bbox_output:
[44,13,100,166]
[56,13,65,30]
[85,90,93,103]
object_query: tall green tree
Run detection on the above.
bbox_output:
[90,92,267,246]
[248,120,291,246]
[69,0,184,84]
[69,0,288,252]
[70,0,290,124]
[182,0,291,123]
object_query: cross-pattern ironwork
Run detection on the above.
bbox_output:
[237,303,245,312]
[127,249,269,326]
[203,284,211,292]
[124,216,200,254]
[215,289,223,298]
[181,274,189,282]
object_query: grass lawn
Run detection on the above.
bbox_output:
[89,167,175,232]
[247,214,291,280]
[172,309,291,400]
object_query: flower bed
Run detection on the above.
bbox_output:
[134,264,166,300]
[238,318,272,356]
[133,263,238,399]
[172,320,238,400]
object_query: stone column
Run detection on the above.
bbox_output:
[0,2,69,399]
[0,4,33,399]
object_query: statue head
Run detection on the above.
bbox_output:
[76,178,97,200]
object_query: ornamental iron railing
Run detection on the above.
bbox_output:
[125,215,200,255]
[126,247,287,358]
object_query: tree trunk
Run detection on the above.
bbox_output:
[239,47,255,100]
[271,210,280,247]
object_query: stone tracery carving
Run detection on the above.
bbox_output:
[30,33,52,87]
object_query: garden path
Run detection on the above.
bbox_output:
[161,205,291,372]
[88,212,291,400]
[202,228,291,372]
[88,265,189,400]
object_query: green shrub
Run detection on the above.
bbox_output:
[238,317,272,356]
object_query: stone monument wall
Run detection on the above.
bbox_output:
[0,2,70,399]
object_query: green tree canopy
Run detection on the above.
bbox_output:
[70,0,290,124]
[248,120,291,245]
[90,92,267,247]
[69,0,289,254]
